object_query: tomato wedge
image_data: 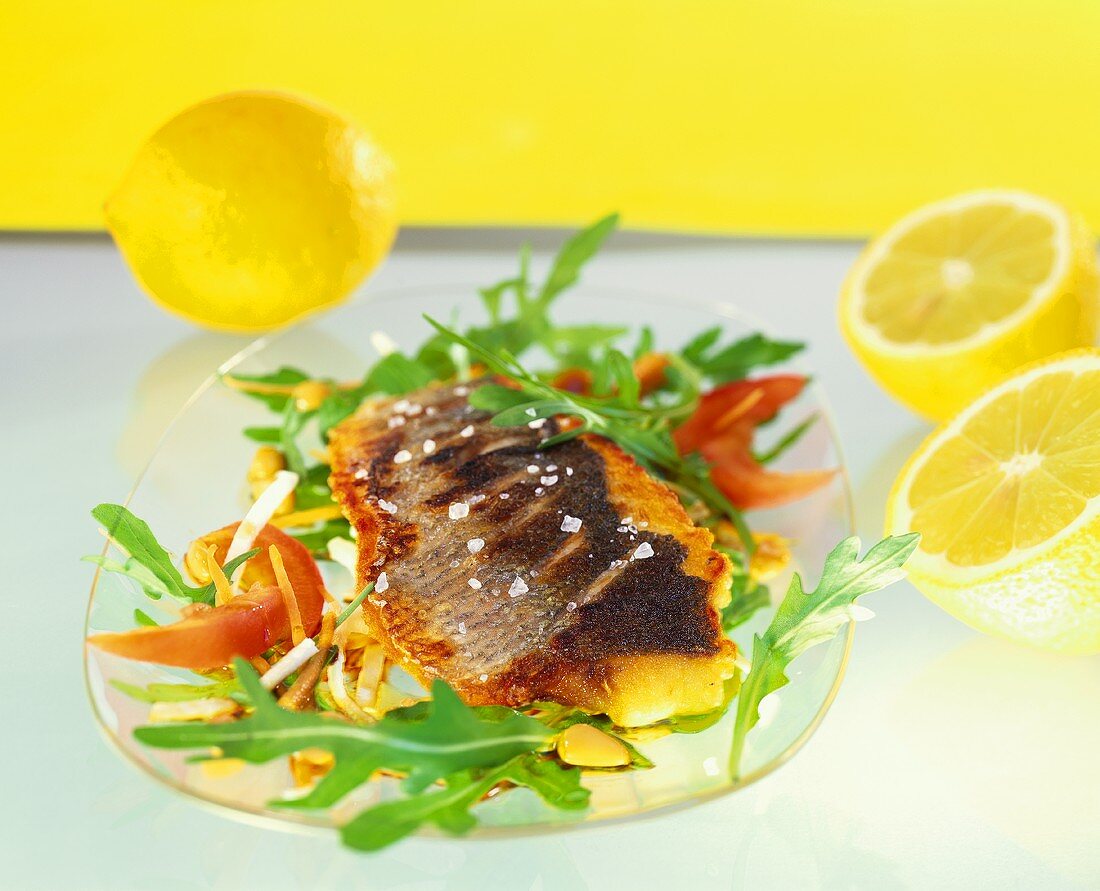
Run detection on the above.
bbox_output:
[88,523,326,670]
[673,375,835,510]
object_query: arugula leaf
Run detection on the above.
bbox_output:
[133,609,158,627]
[290,519,352,555]
[242,425,282,444]
[721,579,771,632]
[632,325,655,360]
[434,317,753,546]
[88,504,257,608]
[538,213,619,306]
[340,754,588,852]
[729,534,919,776]
[83,554,171,600]
[223,367,309,411]
[753,414,818,465]
[137,659,553,808]
[89,504,203,603]
[682,330,803,384]
[541,323,628,366]
[279,401,311,477]
[315,391,362,439]
[364,353,436,396]
[714,544,771,631]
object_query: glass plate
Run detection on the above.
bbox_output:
[84,283,854,840]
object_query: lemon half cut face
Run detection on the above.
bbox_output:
[888,349,1100,654]
[106,91,398,333]
[841,190,1098,421]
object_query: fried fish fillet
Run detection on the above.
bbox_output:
[328,380,738,726]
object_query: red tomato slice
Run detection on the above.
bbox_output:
[88,523,325,670]
[708,445,838,510]
[674,375,835,510]
[673,375,807,454]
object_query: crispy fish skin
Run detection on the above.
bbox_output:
[328,381,738,726]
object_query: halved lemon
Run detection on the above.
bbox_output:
[886,349,1100,654]
[841,190,1097,421]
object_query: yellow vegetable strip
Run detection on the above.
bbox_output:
[355,644,387,706]
[269,544,306,646]
[201,545,235,606]
[270,504,345,529]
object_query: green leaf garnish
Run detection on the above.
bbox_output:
[538,212,619,306]
[437,317,753,547]
[363,352,436,396]
[681,330,803,384]
[242,425,282,444]
[753,413,818,465]
[135,660,560,842]
[87,504,257,608]
[729,533,920,776]
[340,753,588,852]
[223,366,309,411]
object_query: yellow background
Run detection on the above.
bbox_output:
[4,1,1100,235]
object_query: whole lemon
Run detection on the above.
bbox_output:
[105,91,397,332]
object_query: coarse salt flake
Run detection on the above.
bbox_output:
[387,416,406,428]
[375,572,389,593]
[449,502,470,520]
[566,467,574,476]
[423,439,436,454]
[499,492,510,499]
[540,475,558,486]
[545,464,557,472]
[393,449,412,464]
[458,621,467,634]
[621,516,633,525]
[527,464,540,474]
[467,579,482,590]
[377,499,398,514]
[508,576,529,597]
[566,601,577,612]
[460,425,475,438]
[528,418,546,429]
[561,515,583,533]
[633,542,655,560]
[525,407,537,417]
[535,487,545,496]
[467,538,485,553]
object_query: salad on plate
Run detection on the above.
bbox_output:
[85,215,916,852]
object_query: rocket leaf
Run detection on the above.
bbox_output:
[729,533,919,776]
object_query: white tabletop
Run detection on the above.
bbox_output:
[3,230,1096,890]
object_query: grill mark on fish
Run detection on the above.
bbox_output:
[328,378,736,724]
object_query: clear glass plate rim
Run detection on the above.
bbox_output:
[83,281,857,841]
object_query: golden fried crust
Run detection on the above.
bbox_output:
[328,381,737,726]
